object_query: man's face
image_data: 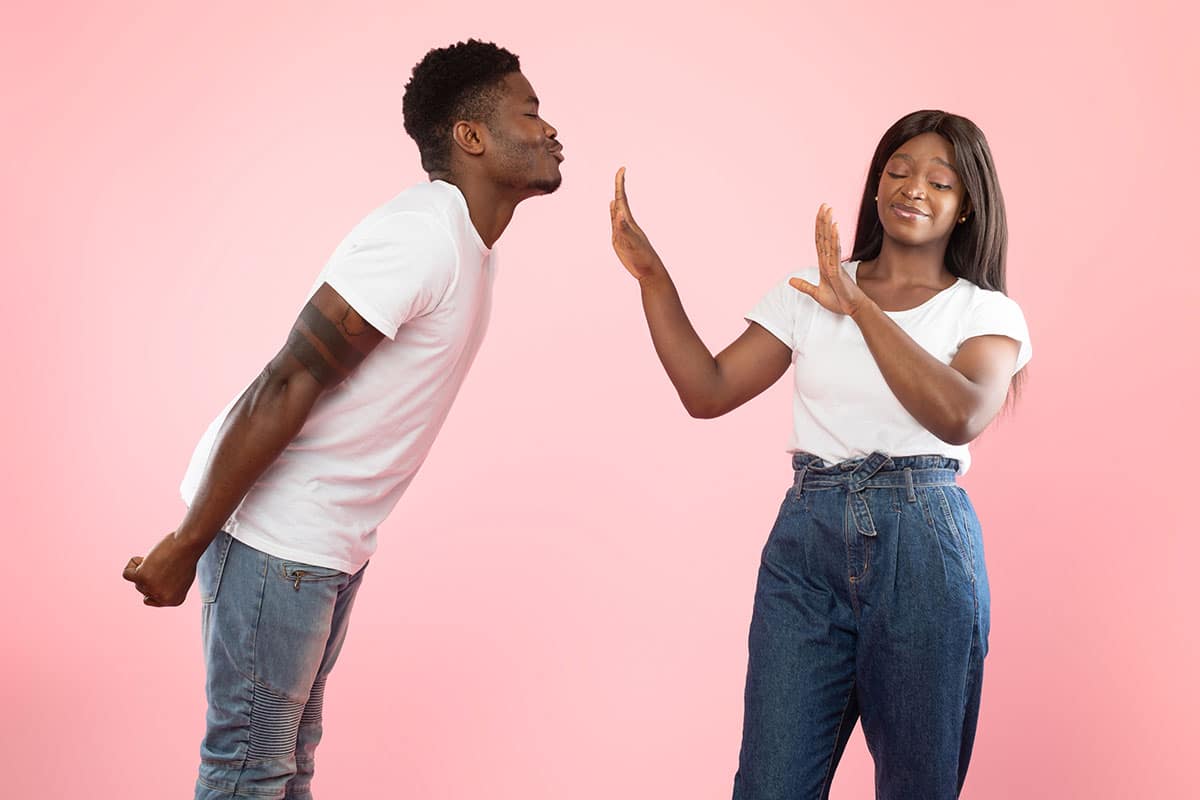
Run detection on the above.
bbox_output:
[482,72,563,195]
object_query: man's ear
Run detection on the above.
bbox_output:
[451,120,486,157]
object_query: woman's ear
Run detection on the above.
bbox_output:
[958,196,973,224]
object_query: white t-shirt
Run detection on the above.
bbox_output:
[745,261,1031,475]
[181,180,495,572]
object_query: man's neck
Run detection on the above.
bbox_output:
[430,172,522,249]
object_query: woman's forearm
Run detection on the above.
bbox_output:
[850,299,987,445]
[637,269,725,418]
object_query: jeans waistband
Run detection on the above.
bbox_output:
[791,451,958,493]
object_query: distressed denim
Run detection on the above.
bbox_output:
[195,532,366,799]
[732,452,990,800]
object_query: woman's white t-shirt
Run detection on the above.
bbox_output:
[745,261,1032,475]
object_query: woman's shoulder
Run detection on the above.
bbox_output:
[953,277,1025,315]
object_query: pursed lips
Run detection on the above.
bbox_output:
[548,143,564,161]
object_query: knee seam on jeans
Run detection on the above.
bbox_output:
[246,682,306,760]
[299,677,326,727]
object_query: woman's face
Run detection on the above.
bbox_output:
[875,132,968,249]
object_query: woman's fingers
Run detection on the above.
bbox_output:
[815,205,824,261]
[789,277,818,297]
[614,167,634,220]
[816,204,836,272]
[816,205,842,270]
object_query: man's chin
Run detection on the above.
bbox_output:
[527,175,562,195]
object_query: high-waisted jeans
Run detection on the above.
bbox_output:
[732,452,990,800]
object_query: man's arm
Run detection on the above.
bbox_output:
[122,282,385,606]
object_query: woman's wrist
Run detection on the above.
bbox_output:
[849,294,881,324]
[636,260,671,292]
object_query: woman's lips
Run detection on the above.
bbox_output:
[891,204,928,221]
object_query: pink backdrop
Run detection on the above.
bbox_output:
[3,1,1194,797]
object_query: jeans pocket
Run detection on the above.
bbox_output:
[934,487,975,581]
[197,532,233,604]
[274,560,346,591]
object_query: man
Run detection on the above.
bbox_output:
[122,39,563,800]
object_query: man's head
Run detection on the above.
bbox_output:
[403,40,562,195]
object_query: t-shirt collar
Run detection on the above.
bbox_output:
[432,179,491,256]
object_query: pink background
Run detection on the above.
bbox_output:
[3,1,1195,797]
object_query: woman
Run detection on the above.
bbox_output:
[609,110,1031,799]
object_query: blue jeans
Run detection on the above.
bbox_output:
[195,532,366,800]
[732,452,990,800]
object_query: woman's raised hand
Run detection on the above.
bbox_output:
[610,167,665,283]
[789,204,867,316]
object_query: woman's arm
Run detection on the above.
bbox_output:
[611,168,792,418]
[849,304,1018,444]
[791,205,1019,444]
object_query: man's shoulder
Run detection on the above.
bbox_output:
[347,182,463,245]
[374,180,461,221]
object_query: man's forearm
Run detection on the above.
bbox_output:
[174,369,319,551]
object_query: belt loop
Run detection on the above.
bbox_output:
[904,467,916,503]
[793,465,808,498]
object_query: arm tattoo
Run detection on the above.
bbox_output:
[285,328,342,387]
[338,308,371,337]
[277,299,376,388]
[298,301,369,364]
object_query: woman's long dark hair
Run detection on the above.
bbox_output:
[850,110,1008,293]
[851,110,1025,402]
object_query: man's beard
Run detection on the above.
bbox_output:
[526,173,562,194]
[493,134,562,194]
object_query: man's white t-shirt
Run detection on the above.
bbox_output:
[745,261,1032,475]
[181,180,495,573]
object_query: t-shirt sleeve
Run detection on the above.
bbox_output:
[745,268,819,352]
[322,212,456,340]
[960,290,1032,374]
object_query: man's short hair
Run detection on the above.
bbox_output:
[402,40,521,173]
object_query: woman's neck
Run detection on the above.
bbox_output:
[859,239,955,289]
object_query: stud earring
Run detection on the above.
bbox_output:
[958,215,967,223]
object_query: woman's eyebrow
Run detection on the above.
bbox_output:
[932,156,959,174]
[890,152,957,174]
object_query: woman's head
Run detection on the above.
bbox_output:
[850,110,1008,292]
